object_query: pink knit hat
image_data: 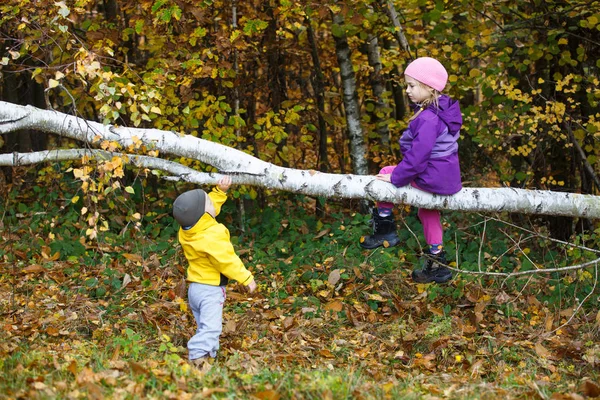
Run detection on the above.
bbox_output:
[404,57,448,92]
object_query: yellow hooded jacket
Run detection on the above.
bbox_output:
[178,187,253,287]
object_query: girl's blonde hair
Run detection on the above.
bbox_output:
[409,81,441,121]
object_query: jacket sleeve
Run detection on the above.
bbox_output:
[204,228,254,285]
[391,111,442,188]
[207,187,227,217]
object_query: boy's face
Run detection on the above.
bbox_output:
[205,195,216,218]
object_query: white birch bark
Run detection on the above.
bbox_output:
[0,101,599,219]
[379,0,412,57]
[332,14,369,176]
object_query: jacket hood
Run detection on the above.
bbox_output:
[425,95,462,136]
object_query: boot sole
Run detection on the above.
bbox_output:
[359,237,401,249]
[411,272,453,284]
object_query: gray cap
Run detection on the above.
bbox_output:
[173,189,206,228]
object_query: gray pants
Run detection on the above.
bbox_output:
[187,283,226,360]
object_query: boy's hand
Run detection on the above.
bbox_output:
[246,279,257,293]
[217,175,232,192]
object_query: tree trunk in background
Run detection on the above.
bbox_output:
[1,74,47,154]
[306,18,330,174]
[232,0,246,232]
[332,13,369,212]
[365,34,390,172]
[103,0,119,21]
[264,4,290,168]
[2,72,22,153]
[244,61,267,210]
[377,0,410,161]
[332,14,368,177]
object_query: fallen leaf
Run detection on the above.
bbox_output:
[367,293,384,302]
[67,360,78,376]
[122,253,143,263]
[128,361,149,376]
[84,381,104,400]
[313,229,330,240]
[23,264,44,274]
[282,316,295,331]
[470,359,484,377]
[324,300,343,312]
[356,347,370,358]
[545,315,554,331]
[560,307,573,317]
[121,273,131,288]
[32,381,47,390]
[353,267,363,279]
[413,352,436,371]
[327,269,341,286]
[580,380,600,397]
[319,349,335,358]
[46,326,59,336]
[549,394,584,400]
[175,278,187,299]
[429,306,444,316]
[224,319,236,333]
[253,390,280,400]
[535,342,551,359]
[495,291,510,304]
[201,388,228,397]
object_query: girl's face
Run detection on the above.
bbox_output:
[405,75,433,104]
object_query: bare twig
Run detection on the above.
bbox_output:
[476,214,600,254]
[448,256,600,277]
[548,260,598,336]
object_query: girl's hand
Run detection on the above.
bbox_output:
[217,175,232,192]
[376,173,392,183]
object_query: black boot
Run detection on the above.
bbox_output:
[411,250,453,284]
[359,209,400,249]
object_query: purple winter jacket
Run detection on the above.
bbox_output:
[391,95,463,195]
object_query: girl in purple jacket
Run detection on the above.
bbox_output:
[360,57,462,284]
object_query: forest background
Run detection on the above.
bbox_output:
[1,0,600,398]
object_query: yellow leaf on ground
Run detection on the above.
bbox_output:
[122,253,143,262]
[23,264,44,274]
[324,300,343,312]
[535,342,551,359]
[253,390,280,400]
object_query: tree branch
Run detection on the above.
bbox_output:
[1,101,599,219]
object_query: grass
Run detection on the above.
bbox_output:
[1,183,600,399]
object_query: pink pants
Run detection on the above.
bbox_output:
[378,166,443,245]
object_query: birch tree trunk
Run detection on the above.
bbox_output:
[332,14,369,177]
[0,101,599,219]
[377,0,413,57]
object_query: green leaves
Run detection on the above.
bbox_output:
[243,19,269,35]
[151,0,181,23]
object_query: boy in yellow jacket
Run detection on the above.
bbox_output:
[173,176,256,366]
